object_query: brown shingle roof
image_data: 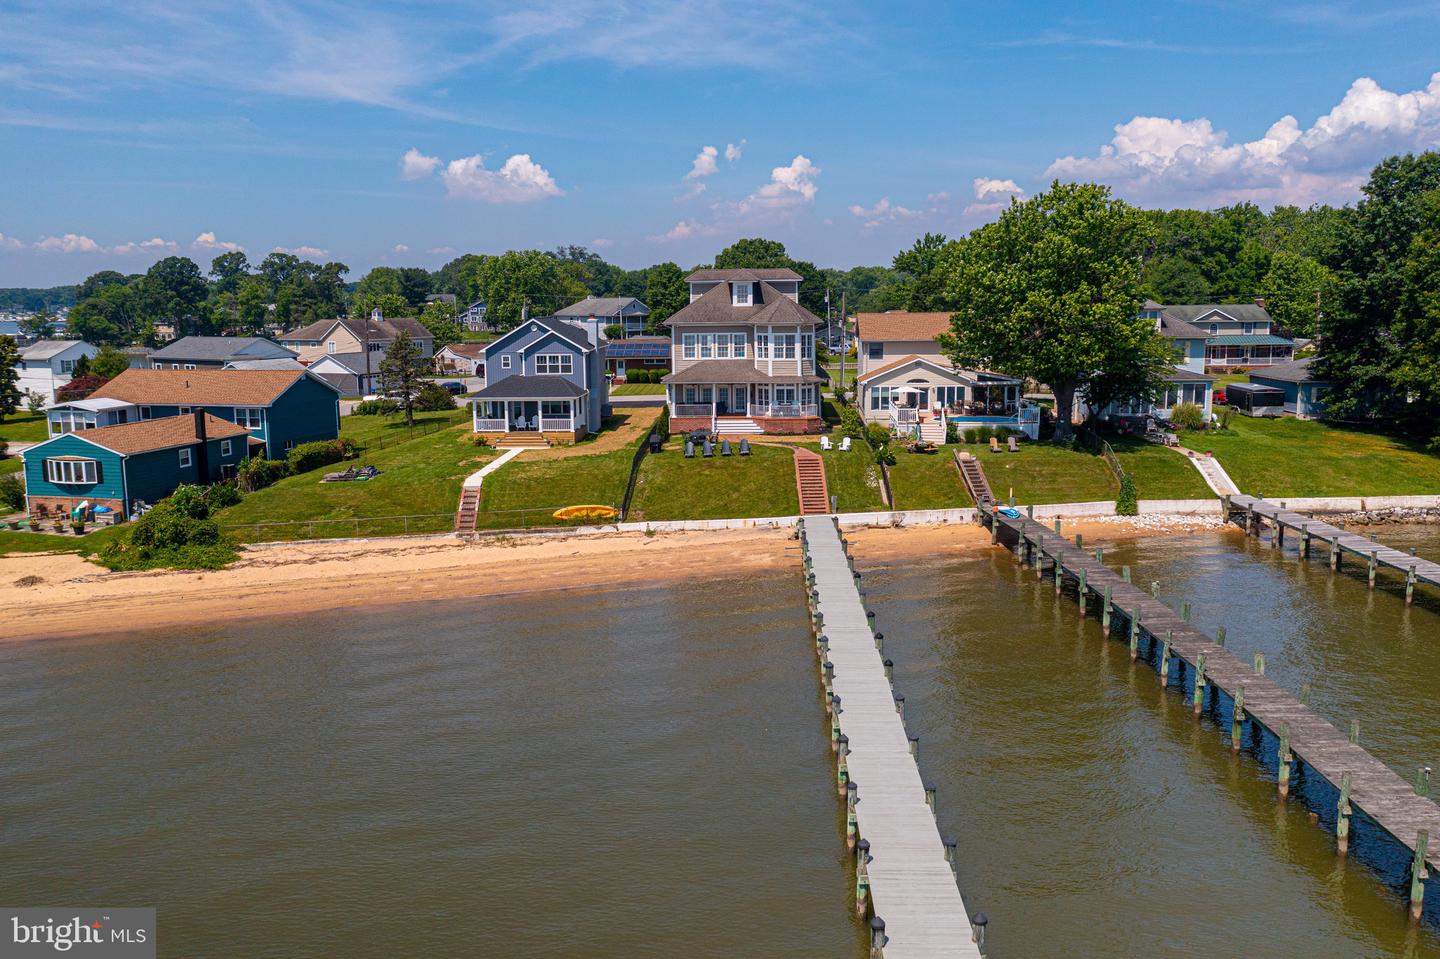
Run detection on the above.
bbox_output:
[282,316,432,343]
[664,281,821,327]
[74,413,249,455]
[90,368,309,407]
[855,312,952,342]
[439,342,486,358]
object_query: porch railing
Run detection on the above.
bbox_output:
[539,417,573,431]
[673,403,712,417]
[890,407,919,424]
[475,418,507,431]
[751,403,818,418]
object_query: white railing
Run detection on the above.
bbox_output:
[752,403,818,418]
[540,417,572,431]
[890,407,919,424]
[673,404,712,417]
[475,418,507,431]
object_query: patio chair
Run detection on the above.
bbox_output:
[1008,436,1019,452]
[34,503,49,519]
[739,439,751,456]
[703,440,714,458]
[820,436,833,451]
[721,440,732,456]
[989,436,1001,453]
[839,436,852,452]
[685,441,695,458]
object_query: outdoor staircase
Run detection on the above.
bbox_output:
[496,432,549,449]
[794,448,831,515]
[715,416,764,435]
[918,421,946,443]
[956,451,996,511]
[455,487,480,532]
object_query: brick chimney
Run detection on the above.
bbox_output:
[1253,297,1267,309]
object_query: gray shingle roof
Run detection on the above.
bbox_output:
[556,296,649,318]
[150,336,296,362]
[19,340,88,360]
[1249,357,1326,383]
[686,268,803,282]
[1162,303,1273,325]
[471,375,588,399]
[663,281,821,327]
[529,316,594,350]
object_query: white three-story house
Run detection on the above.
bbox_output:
[662,269,825,434]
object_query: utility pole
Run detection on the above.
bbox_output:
[839,291,847,403]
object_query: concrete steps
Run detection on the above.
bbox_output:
[794,447,830,515]
[918,421,946,443]
[715,417,764,434]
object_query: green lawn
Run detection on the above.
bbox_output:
[0,524,125,557]
[628,440,798,521]
[973,442,1117,506]
[1196,416,1440,497]
[886,449,972,509]
[0,413,49,443]
[1108,436,1214,499]
[216,412,489,541]
[799,443,887,513]
[611,383,666,395]
[823,363,858,392]
[476,447,635,529]
[0,457,20,475]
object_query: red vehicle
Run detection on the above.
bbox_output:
[1213,388,1228,405]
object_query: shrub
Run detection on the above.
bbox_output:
[206,481,242,509]
[629,370,650,384]
[473,434,491,448]
[236,456,288,492]
[353,398,401,415]
[414,381,457,411]
[945,423,960,444]
[99,484,237,570]
[55,374,105,402]
[1169,401,1206,431]
[1217,407,1235,431]
[1116,474,1138,516]
[976,425,994,442]
[287,439,354,475]
[25,391,46,414]
[653,369,670,379]
[839,406,866,440]
[604,324,624,339]
[865,422,891,449]
[873,443,896,467]
[0,438,8,458]
[0,474,24,512]
[963,428,979,443]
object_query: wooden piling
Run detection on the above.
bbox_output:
[1278,724,1292,798]
[1338,772,1352,856]
[1193,653,1206,716]
[1160,631,1173,688]
[1231,685,1245,754]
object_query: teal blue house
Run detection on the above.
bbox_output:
[22,412,250,518]
[1249,358,1331,420]
[50,367,342,459]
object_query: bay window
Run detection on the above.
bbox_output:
[45,458,98,484]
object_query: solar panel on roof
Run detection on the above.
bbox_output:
[606,342,670,358]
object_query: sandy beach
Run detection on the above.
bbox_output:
[0,516,1227,643]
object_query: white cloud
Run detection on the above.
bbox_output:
[440,153,563,203]
[0,233,22,251]
[1043,72,1440,206]
[963,177,1027,217]
[113,237,177,255]
[686,145,719,180]
[34,234,101,253]
[655,220,699,242]
[737,154,820,214]
[725,140,746,162]
[590,238,614,248]
[272,245,329,258]
[392,243,410,254]
[847,197,920,228]
[399,147,440,180]
[427,246,457,255]
[193,231,244,252]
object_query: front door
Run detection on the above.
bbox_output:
[615,360,626,379]
[717,386,730,414]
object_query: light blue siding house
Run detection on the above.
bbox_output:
[1249,357,1331,419]
[470,317,608,440]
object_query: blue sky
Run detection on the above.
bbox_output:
[3,0,1440,285]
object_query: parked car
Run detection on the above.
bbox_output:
[1213,388,1228,405]
[440,381,466,394]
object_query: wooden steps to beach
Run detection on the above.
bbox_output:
[955,451,995,511]
[454,488,480,532]
[794,448,830,515]
[496,432,549,449]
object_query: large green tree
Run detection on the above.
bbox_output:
[209,252,251,294]
[89,344,132,382]
[68,282,142,345]
[642,262,689,330]
[378,331,425,427]
[420,299,464,349]
[1259,251,1336,338]
[891,232,951,311]
[467,250,587,329]
[935,181,1163,441]
[712,237,828,314]
[0,335,21,422]
[139,256,208,336]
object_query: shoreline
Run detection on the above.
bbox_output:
[0,516,1321,644]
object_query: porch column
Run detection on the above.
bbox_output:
[569,399,575,433]
[471,399,478,432]
[711,390,717,430]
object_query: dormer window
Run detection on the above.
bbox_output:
[732,282,753,307]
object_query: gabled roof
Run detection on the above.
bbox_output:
[858,354,956,384]
[556,296,650,317]
[1155,313,1210,339]
[1162,303,1273,325]
[484,316,595,354]
[686,268,803,282]
[855,312,951,342]
[150,336,295,362]
[664,281,820,327]
[437,342,486,359]
[1249,357,1327,383]
[89,368,320,407]
[223,358,306,371]
[307,353,376,375]
[19,340,89,360]
[34,413,248,456]
[281,315,433,343]
[1165,366,1214,382]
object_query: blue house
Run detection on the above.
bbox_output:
[21,411,250,518]
[148,335,297,370]
[1249,357,1331,419]
[47,368,341,459]
[469,317,608,440]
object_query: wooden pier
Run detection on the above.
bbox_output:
[982,507,1440,918]
[800,515,985,958]
[1226,494,1440,603]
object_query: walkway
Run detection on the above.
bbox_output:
[1227,494,1440,601]
[801,516,984,957]
[454,448,523,532]
[1175,445,1239,496]
[794,448,830,515]
[984,507,1440,916]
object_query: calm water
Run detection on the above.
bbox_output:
[860,523,1440,958]
[7,524,1440,958]
[0,580,863,958]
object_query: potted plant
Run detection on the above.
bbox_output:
[71,518,86,535]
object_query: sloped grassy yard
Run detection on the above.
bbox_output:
[627,440,798,521]
[797,442,887,513]
[475,447,635,529]
[1108,437,1213,500]
[1196,416,1440,497]
[886,449,972,509]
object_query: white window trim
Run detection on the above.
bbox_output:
[45,458,98,485]
[535,353,574,375]
[139,406,152,420]
[682,334,697,360]
[732,282,753,306]
[234,407,264,430]
[500,355,512,370]
[179,448,193,468]
[220,439,233,456]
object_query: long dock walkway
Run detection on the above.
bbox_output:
[1226,494,1440,602]
[800,515,983,958]
[982,507,1440,917]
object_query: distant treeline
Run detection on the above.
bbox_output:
[0,286,77,311]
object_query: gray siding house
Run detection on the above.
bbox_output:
[555,296,650,338]
[148,336,297,370]
[469,317,607,440]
